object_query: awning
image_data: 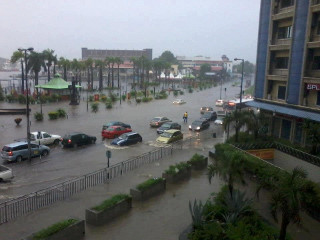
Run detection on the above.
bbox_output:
[246,100,320,122]
[35,74,81,89]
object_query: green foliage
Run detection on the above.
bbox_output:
[136,98,142,103]
[164,162,191,176]
[57,108,66,118]
[136,178,164,191]
[199,63,212,80]
[137,91,144,97]
[105,102,112,109]
[32,219,78,240]
[155,91,168,100]
[189,199,205,228]
[158,50,178,64]
[179,90,184,95]
[18,94,26,104]
[34,112,44,121]
[188,88,193,93]
[48,111,59,120]
[91,102,99,112]
[121,95,126,101]
[188,153,207,166]
[100,94,108,102]
[141,96,152,102]
[0,85,4,101]
[130,91,136,97]
[51,94,61,102]
[29,97,36,104]
[109,93,117,102]
[188,222,224,240]
[92,194,131,212]
[6,94,16,102]
[233,60,255,75]
[173,91,178,97]
[89,95,94,102]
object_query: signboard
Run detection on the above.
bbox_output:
[306,83,320,91]
[247,149,274,160]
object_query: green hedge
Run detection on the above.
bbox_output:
[57,108,66,117]
[32,219,78,240]
[136,178,164,191]
[92,194,131,212]
[48,111,59,120]
[164,162,191,176]
[34,112,44,121]
[188,153,207,166]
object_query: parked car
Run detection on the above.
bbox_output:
[200,111,217,121]
[173,99,186,104]
[214,116,225,125]
[111,132,142,146]
[200,107,214,114]
[157,122,181,134]
[150,117,171,127]
[189,119,210,131]
[101,126,132,139]
[215,99,224,107]
[1,142,50,162]
[156,130,183,144]
[0,165,13,182]
[102,121,131,130]
[15,131,62,146]
[61,133,96,148]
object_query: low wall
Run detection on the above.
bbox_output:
[130,180,166,201]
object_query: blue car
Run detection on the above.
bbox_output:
[111,132,142,146]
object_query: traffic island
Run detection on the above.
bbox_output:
[86,194,132,226]
[23,219,85,240]
[130,178,166,201]
[162,162,191,183]
[187,154,208,170]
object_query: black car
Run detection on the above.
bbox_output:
[111,132,142,146]
[61,132,97,148]
[189,119,210,131]
[102,121,131,130]
[157,122,181,134]
[200,111,217,121]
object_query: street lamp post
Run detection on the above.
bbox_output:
[234,58,244,111]
[19,47,34,161]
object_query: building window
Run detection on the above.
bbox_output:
[281,0,294,8]
[278,86,286,100]
[275,57,289,69]
[317,91,320,105]
[312,56,320,70]
[278,26,292,39]
[294,122,303,144]
[281,119,292,140]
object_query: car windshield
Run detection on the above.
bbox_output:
[193,121,202,125]
[201,107,206,110]
[203,113,211,117]
[161,123,171,128]
[217,116,224,121]
[152,117,161,121]
[2,146,11,152]
[161,132,173,138]
[118,133,128,140]
[106,127,115,131]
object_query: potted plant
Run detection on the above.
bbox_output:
[86,194,132,226]
[187,153,208,170]
[34,112,44,121]
[130,178,166,201]
[14,117,22,126]
[162,162,191,183]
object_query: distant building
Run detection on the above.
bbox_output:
[176,55,233,74]
[81,48,152,61]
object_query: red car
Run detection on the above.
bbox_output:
[101,126,132,139]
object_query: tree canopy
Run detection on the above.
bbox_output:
[158,50,178,64]
[233,61,255,75]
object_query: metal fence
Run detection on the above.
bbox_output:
[0,146,173,224]
[233,142,320,167]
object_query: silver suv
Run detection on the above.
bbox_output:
[1,142,50,162]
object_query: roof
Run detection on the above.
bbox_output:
[246,100,320,122]
[35,74,81,89]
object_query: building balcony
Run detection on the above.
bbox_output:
[312,0,320,6]
[272,6,294,20]
[305,70,320,78]
[303,76,320,84]
[267,74,288,82]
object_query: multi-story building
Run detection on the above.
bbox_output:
[248,0,320,144]
[81,48,152,61]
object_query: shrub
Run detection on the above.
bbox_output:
[179,90,184,95]
[57,108,66,118]
[164,162,191,176]
[18,94,26,104]
[142,97,149,102]
[130,91,136,97]
[0,85,4,101]
[29,97,36,104]
[100,95,108,102]
[92,194,131,212]
[91,102,99,112]
[188,153,207,165]
[51,94,61,102]
[137,91,144,97]
[188,88,193,93]
[48,111,59,120]
[136,98,142,103]
[39,95,47,103]
[32,219,78,240]
[109,93,118,102]
[136,178,164,191]
[6,94,16,102]
[34,112,44,121]
[105,102,112,109]
[173,91,178,97]
[89,95,94,102]
[121,95,126,101]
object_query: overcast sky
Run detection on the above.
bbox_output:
[0,0,260,63]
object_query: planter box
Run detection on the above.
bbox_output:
[86,198,132,226]
[188,157,208,170]
[162,167,191,183]
[23,219,85,240]
[130,179,166,201]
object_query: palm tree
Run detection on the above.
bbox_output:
[52,54,58,75]
[245,111,267,140]
[28,52,46,94]
[42,49,55,82]
[303,120,320,154]
[105,57,112,87]
[130,57,138,89]
[95,59,105,91]
[257,167,311,240]
[85,58,93,89]
[223,110,247,142]
[58,57,70,81]
[208,150,246,197]
[78,61,86,87]
[71,58,80,82]
[144,59,152,97]
[114,57,123,88]
[11,51,25,93]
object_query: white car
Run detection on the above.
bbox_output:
[30,131,62,145]
[215,99,224,107]
[214,117,224,125]
[173,99,186,104]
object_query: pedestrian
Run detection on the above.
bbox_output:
[183,112,188,123]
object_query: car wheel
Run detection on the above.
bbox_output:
[16,156,22,162]
[73,143,78,148]
[53,139,60,145]
[42,150,49,157]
